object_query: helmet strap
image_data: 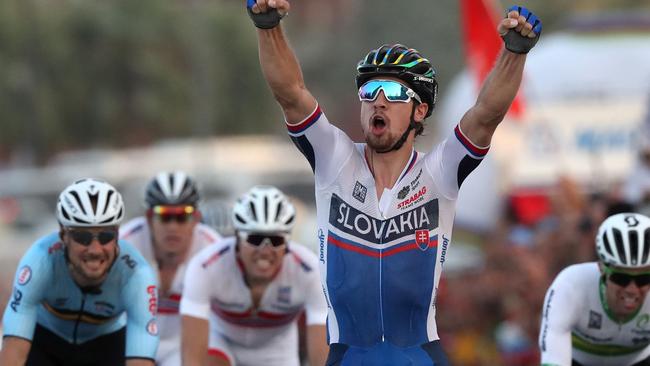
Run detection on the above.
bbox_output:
[376,104,419,154]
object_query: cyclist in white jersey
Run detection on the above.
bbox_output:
[246,0,541,364]
[540,213,650,366]
[1,179,159,366]
[120,171,221,366]
[180,186,328,366]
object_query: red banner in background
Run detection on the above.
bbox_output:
[460,0,525,119]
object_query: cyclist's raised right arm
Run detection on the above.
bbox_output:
[250,0,318,124]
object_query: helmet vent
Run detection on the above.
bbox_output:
[264,196,269,223]
[234,213,246,225]
[630,230,639,265]
[275,202,283,222]
[643,228,650,265]
[103,190,115,215]
[248,201,257,221]
[602,232,614,257]
[613,228,627,265]
[285,215,295,226]
[70,191,86,215]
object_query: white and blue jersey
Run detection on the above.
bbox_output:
[2,232,160,360]
[287,105,488,348]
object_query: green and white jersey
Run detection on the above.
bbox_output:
[539,262,650,366]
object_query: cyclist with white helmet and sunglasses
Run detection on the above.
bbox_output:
[246,0,541,364]
[180,185,328,366]
[120,171,222,366]
[1,178,159,366]
[540,213,650,366]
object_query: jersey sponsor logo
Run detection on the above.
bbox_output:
[540,288,554,352]
[10,287,23,312]
[120,254,137,269]
[410,169,422,190]
[17,265,32,285]
[439,235,449,262]
[588,310,602,329]
[146,319,158,336]
[329,194,438,244]
[397,185,410,200]
[278,286,291,304]
[318,229,325,264]
[147,285,157,315]
[48,242,63,254]
[397,186,427,210]
[352,181,367,203]
[94,301,115,315]
[638,314,650,329]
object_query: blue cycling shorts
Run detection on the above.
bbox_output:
[326,340,450,366]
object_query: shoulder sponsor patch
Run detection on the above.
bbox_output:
[146,319,158,336]
[17,265,32,285]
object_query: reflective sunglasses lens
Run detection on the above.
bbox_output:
[158,213,192,223]
[359,80,413,103]
[358,82,382,101]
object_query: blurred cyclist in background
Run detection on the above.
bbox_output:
[540,213,650,366]
[0,178,158,366]
[120,171,221,366]
[180,185,328,366]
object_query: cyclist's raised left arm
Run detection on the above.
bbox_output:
[459,6,542,147]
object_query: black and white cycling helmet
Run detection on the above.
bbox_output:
[596,213,650,268]
[145,171,200,208]
[56,178,125,227]
[232,185,296,233]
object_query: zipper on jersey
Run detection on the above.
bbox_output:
[72,293,87,344]
[379,213,386,342]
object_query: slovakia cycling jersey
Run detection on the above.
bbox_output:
[540,262,650,366]
[287,105,488,348]
[120,217,221,364]
[2,232,159,360]
[180,237,327,365]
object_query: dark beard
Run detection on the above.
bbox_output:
[365,132,395,152]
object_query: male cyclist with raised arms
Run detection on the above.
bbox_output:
[180,186,328,366]
[0,179,159,366]
[246,0,541,364]
[120,171,221,366]
[540,213,650,366]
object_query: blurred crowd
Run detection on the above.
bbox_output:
[438,169,647,366]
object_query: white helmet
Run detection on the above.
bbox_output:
[56,178,125,227]
[596,213,650,268]
[232,185,296,233]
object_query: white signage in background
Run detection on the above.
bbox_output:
[496,97,643,188]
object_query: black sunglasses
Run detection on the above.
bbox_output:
[607,271,650,287]
[243,234,287,248]
[68,229,117,246]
